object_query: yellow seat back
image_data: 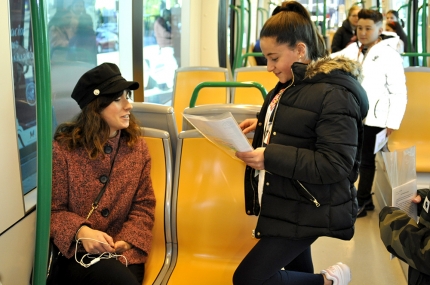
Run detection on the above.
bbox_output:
[172,67,229,131]
[388,67,430,172]
[233,66,278,105]
[166,130,258,284]
[142,128,174,285]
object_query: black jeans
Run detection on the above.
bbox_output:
[357,125,384,205]
[233,236,323,285]
[56,253,144,285]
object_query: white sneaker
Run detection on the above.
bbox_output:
[321,262,351,285]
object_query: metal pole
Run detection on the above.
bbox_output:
[30,0,53,284]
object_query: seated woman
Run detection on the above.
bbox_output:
[50,63,156,285]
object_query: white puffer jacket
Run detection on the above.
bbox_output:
[331,34,407,129]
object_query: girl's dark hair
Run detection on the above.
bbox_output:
[386,21,409,51]
[261,1,327,60]
[358,9,383,24]
[386,10,399,19]
[387,9,405,28]
[54,91,141,159]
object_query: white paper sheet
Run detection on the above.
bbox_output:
[374,129,388,154]
[183,112,253,159]
[392,179,418,221]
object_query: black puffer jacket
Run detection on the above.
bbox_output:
[331,19,356,53]
[245,57,368,241]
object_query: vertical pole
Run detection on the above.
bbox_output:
[30,0,53,284]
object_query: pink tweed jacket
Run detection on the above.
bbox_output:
[50,131,155,265]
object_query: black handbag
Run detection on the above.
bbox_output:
[46,239,61,285]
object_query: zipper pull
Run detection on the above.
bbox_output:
[311,198,320,207]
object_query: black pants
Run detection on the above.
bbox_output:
[233,236,323,285]
[357,125,384,205]
[56,253,144,285]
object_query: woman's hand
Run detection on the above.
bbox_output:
[239,118,258,134]
[114,241,133,254]
[76,226,115,254]
[236,147,265,170]
[412,194,422,204]
[386,128,395,136]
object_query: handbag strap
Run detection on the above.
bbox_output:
[86,139,121,220]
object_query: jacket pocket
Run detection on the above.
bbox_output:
[293,180,321,207]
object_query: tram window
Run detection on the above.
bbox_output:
[143,1,181,105]
[9,0,37,195]
[48,0,123,126]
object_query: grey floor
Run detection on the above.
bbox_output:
[313,196,408,285]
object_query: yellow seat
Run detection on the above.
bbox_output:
[132,102,179,167]
[142,128,174,285]
[166,130,258,284]
[388,67,430,173]
[172,67,229,131]
[232,66,278,105]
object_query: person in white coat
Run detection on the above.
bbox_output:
[331,9,407,218]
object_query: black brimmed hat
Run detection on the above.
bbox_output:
[71,62,139,109]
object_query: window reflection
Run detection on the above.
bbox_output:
[10,0,36,194]
[144,1,181,105]
[48,0,120,126]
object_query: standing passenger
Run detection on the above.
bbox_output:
[331,9,407,218]
[233,2,369,285]
[331,5,361,53]
[50,63,156,285]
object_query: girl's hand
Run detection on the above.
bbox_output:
[114,241,133,254]
[239,118,258,134]
[236,147,265,170]
[386,128,395,136]
[76,226,115,254]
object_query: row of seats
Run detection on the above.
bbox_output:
[137,104,260,285]
[139,66,430,284]
[387,66,430,173]
[171,66,277,131]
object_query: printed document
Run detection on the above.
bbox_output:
[392,179,418,221]
[183,112,253,159]
[374,129,388,154]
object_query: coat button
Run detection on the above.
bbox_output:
[273,132,277,136]
[258,122,262,126]
[101,208,110,217]
[266,182,269,186]
[247,210,251,214]
[99,175,108,184]
[104,145,113,154]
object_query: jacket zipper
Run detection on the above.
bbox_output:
[296,180,321,207]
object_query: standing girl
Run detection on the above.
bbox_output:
[233,2,368,285]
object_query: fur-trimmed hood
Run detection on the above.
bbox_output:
[291,56,369,119]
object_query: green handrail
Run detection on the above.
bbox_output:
[236,2,251,67]
[189,81,267,108]
[30,0,53,284]
[230,4,244,74]
[417,2,428,65]
[397,3,411,54]
[241,52,264,66]
[257,7,268,36]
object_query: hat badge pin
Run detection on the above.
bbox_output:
[93,89,100,96]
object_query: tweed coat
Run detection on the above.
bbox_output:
[51,131,155,265]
